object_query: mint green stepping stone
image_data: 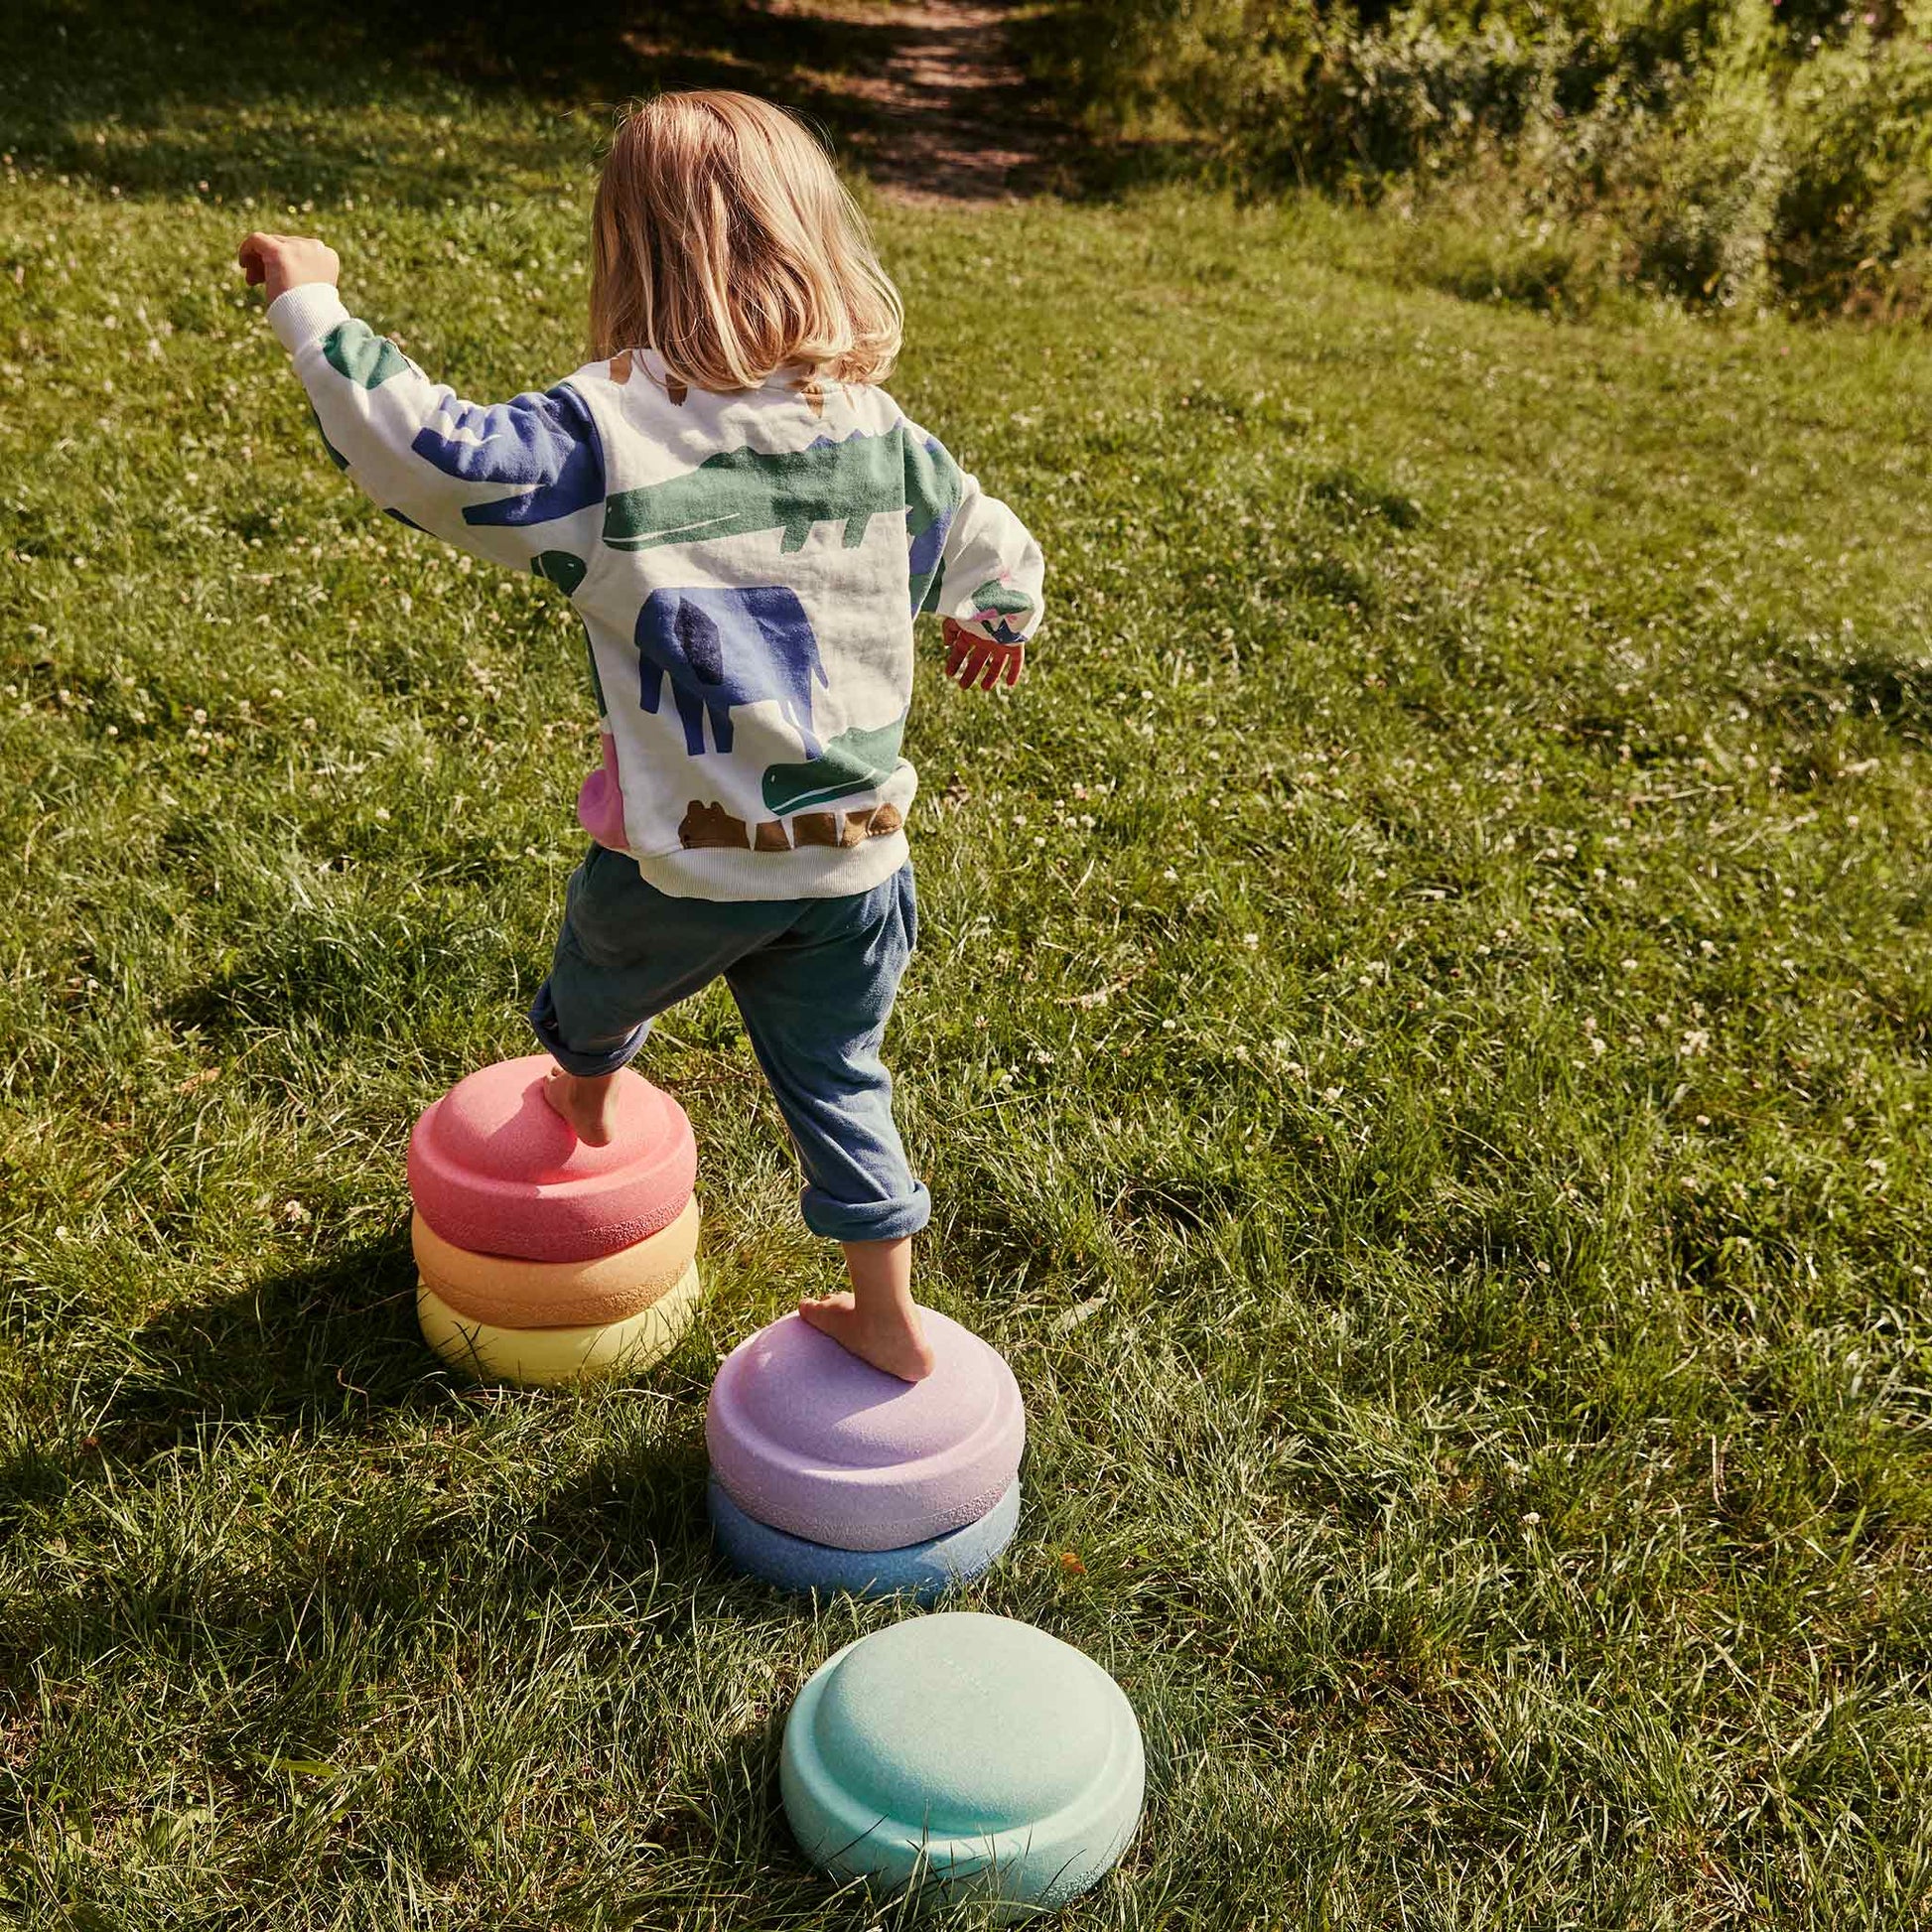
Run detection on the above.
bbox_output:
[780,1611,1144,1918]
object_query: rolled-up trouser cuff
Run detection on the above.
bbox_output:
[801,1178,931,1244]
[528,979,650,1080]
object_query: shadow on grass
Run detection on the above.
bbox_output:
[168,921,524,1049]
[0,1237,805,1684]
[1763,646,1932,750]
[121,1226,427,1412]
[524,1427,718,1577]
[0,1229,424,1523]
[4,0,1165,207]
[3,0,903,205]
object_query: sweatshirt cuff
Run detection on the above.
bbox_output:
[267,283,350,353]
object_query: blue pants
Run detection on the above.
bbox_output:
[529,847,929,1245]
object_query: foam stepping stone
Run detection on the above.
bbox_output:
[706,1310,1025,1552]
[417,1257,702,1387]
[781,1611,1144,1916]
[410,1195,700,1329]
[708,1474,1021,1603]
[408,1053,696,1263]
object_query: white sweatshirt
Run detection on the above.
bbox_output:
[268,284,1044,898]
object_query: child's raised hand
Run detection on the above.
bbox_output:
[236,232,340,306]
[943,617,1026,692]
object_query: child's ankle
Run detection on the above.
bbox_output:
[542,1064,621,1146]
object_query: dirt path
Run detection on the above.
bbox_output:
[782,0,1066,203]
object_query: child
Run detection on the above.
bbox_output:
[240,90,1043,1382]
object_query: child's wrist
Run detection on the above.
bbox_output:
[269,272,335,303]
[266,281,350,352]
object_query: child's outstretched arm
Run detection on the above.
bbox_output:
[238,231,604,578]
[903,422,1044,692]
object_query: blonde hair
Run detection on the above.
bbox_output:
[589,91,903,392]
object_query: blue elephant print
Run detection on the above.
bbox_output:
[635,586,829,758]
[410,386,605,529]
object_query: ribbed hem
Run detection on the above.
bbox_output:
[802,1178,931,1244]
[266,283,351,352]
[631,828,910,902]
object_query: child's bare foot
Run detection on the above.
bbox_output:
[542,1065,622,1147]
[798,1292,936,1383]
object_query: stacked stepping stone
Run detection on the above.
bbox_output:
[407,1053,701,1387]
[781,1610,1145,1916]
[706,1308,1024,1602]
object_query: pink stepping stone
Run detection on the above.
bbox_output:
[707,1310,1026,1552]
[408,1053,696,1263]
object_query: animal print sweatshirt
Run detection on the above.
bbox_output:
[267,284,1044,899]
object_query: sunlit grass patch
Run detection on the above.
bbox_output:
[5,48,1932,1930]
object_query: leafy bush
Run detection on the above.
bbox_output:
[1773,26,1932,314]
[1030,0,1932,317]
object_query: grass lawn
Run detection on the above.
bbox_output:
[6,3,1932,1925]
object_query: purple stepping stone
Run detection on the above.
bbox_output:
[706,1311,1026,1552]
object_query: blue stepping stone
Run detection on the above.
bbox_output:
[781,1611,1144,1917]
[709,1476,1021,1603]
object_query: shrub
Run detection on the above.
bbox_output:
[1028,0,1932,318]
[1772,25,1932,314]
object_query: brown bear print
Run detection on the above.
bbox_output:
[837,804,903,841]
[791,812,841,848]
[679,800,750,849]
[754,819,791,853]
